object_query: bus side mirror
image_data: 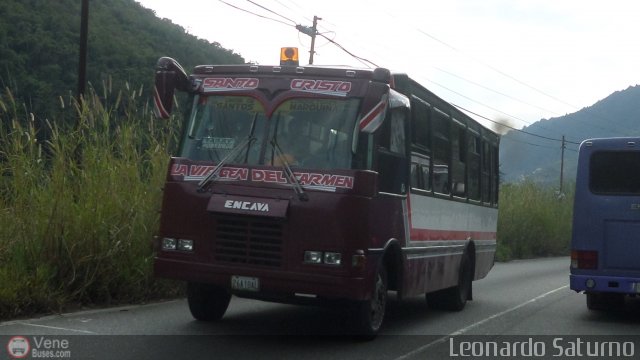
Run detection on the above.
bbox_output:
[153,57,189,119]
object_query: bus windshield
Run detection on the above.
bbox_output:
[268,98,359,169]
[181,96,266,164]
[181,95,361,170]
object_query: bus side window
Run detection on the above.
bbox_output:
[481,140,491,203]
[410,97,432,192]
[421,160,431,191]
[492,144,499,204]
[451,123,466,197]
[432,108,451,195]
[390,109,406,155]
[410,154,431,191]
[467,133,481,200]
[411,97,431,152]
[411,162,420,189]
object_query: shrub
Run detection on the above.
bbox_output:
[496,181,574,261]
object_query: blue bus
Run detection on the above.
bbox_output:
[570,137,640,310]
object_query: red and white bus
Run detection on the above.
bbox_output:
[153,50,500,336]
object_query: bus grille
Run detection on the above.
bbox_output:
[214,215,283,267]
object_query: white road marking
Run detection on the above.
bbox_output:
[12,321,97,334]
[394,285,569,360]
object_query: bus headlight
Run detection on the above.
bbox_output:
[304,251,323,264]
[161,237,177,250]
[161,237,194,252]
[303,251,342,265]
[323,252,342,266]
[178,239,194,252]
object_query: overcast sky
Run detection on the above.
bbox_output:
[136,0,640,135]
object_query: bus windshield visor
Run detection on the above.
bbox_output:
[268,98,360,169]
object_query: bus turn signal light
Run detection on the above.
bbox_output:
[571,250,598,269]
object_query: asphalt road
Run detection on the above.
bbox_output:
[2,257,639,360]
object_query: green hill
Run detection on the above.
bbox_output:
[500,85,640,185]
[0,0,244,121]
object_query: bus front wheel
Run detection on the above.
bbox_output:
[350,265,388,338]
[187,282,231,321]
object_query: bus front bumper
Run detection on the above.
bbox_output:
[154,257,372,302]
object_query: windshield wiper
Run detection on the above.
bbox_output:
[197,113,259,192]
[270,139,309,202]
[197,136,255,192]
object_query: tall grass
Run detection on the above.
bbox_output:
[496,181,574,261]
[0,85,182,319]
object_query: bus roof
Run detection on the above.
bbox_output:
[579,137,640,149]
[192,64,392,84]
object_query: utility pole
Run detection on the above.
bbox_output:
[78,0,89,103]
[74,0,89,166]
[309,16,320,64]
[559,135,566,194]
[296,16,321,64]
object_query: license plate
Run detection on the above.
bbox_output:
[231,275,260,292]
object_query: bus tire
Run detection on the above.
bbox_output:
[350,265,388,338]
[586,292,624,311]
[427,253,472,311]
[187,282,231,321]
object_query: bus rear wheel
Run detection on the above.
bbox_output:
[586,292,625,311]
[427,253,472,311]
[350,265,388,338]
[187,282,231,321]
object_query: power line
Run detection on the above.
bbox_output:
[432,66,563,122]
[368,8,631,138]
[428,68,603,143]
[453,103,581,145]
[414,28,582,112]
[218,0,294,28]
[314,31,336,48]
[316,33,378,68]
[425,78,534,126]
[269,0,313,23]
[245,0,297,25]
[222,1,375,67]
[501,136,559,150]
[424,78,582,144]
[501,135,578,152]
[260,0,380,67]
[409,26,631,139]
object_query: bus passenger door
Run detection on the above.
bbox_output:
[375,107,409,194]
[371,105,409,298]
